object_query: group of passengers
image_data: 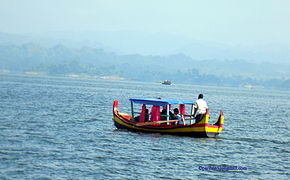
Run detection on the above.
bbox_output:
[134,94,208,125]
[161,108,184,125]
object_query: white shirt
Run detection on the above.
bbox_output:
[194,99,208,115]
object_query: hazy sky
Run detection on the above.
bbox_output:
[0,0,290,45]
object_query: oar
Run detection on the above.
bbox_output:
[136,119,180,126]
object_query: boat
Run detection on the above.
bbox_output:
[161,80,171,85]
[112,98,224,138]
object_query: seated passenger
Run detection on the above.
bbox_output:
[160,109,167,120]
[134,115,140,122]
[145,109,149,122]
[135,108,149,122]
[169,111,174,120]
[173,108,184,125]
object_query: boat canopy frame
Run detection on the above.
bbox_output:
[129,98,195,106]
[129,98,195,122]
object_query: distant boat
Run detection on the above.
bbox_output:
[243,84,264,89]
[112,98,224,138]
[161,80,171,85]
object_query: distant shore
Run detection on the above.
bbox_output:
[0,70,126,81]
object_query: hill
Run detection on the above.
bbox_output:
[0,42,290,89]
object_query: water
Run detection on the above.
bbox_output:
[0,74,289,179]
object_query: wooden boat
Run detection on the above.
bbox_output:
[113,98,224,138]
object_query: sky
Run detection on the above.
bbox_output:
[0,0,290,46]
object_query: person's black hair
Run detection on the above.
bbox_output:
[198,94,203,99]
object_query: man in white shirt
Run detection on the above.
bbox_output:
[193,94,208,123]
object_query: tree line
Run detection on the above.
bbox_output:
[0,43,289,89]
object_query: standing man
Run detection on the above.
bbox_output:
[193,94,208,123]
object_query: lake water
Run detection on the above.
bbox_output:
[0,74,289,179]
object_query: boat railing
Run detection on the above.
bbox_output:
[132,110,213,125]
[133,113,194,123]
[133,112,151,116]
[182,114,195,124]
[133,112,170,117]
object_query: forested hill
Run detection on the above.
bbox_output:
[0,43,290,89]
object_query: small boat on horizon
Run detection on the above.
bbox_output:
[112,98,224,138]
[161,80,172,85]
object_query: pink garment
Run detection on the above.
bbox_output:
[150,106,160,122]
[139,104,146,123]
[179,104,186,115]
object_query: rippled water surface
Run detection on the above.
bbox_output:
[0,74,289,179]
